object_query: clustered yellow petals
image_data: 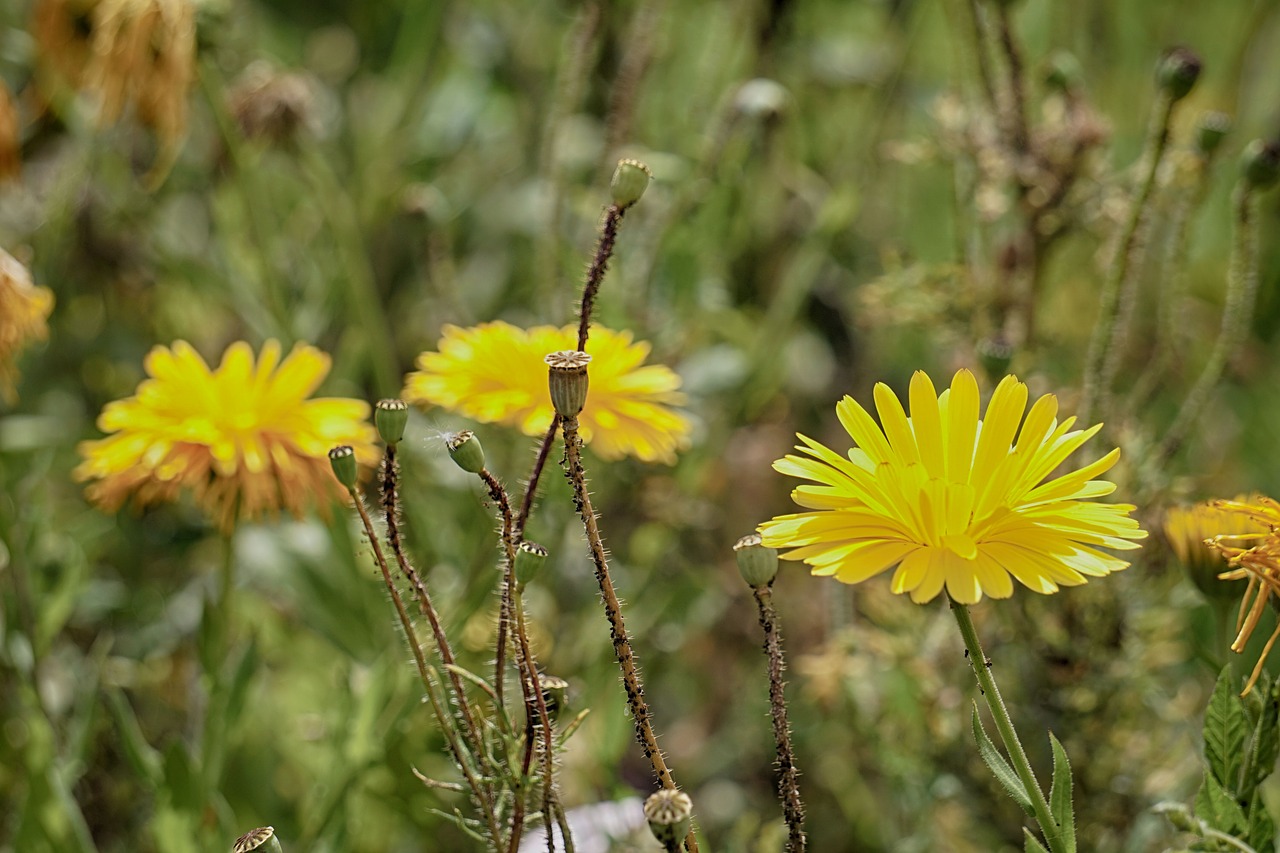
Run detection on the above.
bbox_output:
[1163,496,1264,603]
[75,339,378,532]
[1206,496,1280,695]
[759,369,1147,605]
[0,249,55,402]
[402,321,691,464]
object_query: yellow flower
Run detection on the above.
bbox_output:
[75,340,377,531]
[1163,496,1262,603]
[759,369,1147,604]
[0,249,55,402]
[403,321,691,464]
[1206,496,1280,694]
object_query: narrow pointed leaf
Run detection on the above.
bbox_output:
[1047,732,1077,853]
[972,703,1034,816]
[1024,828,1052,853]
[1204,667,1247,794]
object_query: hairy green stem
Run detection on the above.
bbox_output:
[950,600,1068,853]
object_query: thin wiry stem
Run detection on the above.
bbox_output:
[577,205,626,351]
[516,417,562,541]
[381,444,487,763]
[751,584,807,853]
[346,485,504,849]
[1158,183,1260,462]
[559,417,700,853]
[993,2,1030,157]
[1078,90,1175,428]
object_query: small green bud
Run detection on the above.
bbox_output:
[374,398,409,445]
[976,336,1014,381]
[540,674,569,721]
[545,350,592,419]
[1042,51,1083,94]
[328,446,357,489]
[233,827,283,853]
[1156,46,1201,102]
[1195,111,1231,157]
[1241,139,1280,190]
[610,159,652,208]
[734,533,778,587]
[514,540,548,587]
[645,789,693,849]
[446,430,486,474]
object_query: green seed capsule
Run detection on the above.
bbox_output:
[545,351,592,419]
[734,533,778,587]
[611,159,652,208]
[328,446,357,489]
[374,398,409,445]
[446,430,486,474]
[514,540,548,586]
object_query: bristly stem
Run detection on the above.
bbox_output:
[950,599,1068,853]
[751,584,807,853]
[480,467,519,727]
[577,204,626,351]
[559,417,700,853]
[346,485,504,848]
[516,417,562,540]
[514,585,560,852]
[380,444,486,761]
[1158,182,1259,462]
[1078,89,1175,428]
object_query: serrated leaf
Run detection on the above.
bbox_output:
[1248,793,1276,853]
[1244,683,1280,796]
[1047,732,1077,853]
[1194,773,1247,836]
[1024,827,1052,853]
[1205,667,1247,794]
[972,703,1034,816]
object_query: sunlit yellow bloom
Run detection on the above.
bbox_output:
[1206,496,1280,695]
[75,340,377,531]
[403,321,691,464]
[0,249,55,402]
[759,369,1147,604]
[1163,496,1262,603]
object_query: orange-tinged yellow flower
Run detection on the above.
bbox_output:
[1206,496,1280,694]
[403,321,691,464]
[759,369,1147,604]
[1163,496,1262,603]
[0,249,55,402]
[75,339,377,531]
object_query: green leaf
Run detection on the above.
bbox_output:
[972,702,1035,817]
[105,689,163,788]
[1194,773,1247,836]
[1205,667,1247,794]
[1244,679,1280,796]
[162,742,203,815]
[1047,732,1077,853]
[1024,828,1052,853]
[1247,793,1276,853]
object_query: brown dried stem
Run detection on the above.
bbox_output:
[577,204,626,351]
[751,584,807,853]
[516,417,562,540]
[559,417,700,853]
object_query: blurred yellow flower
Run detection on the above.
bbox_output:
[403,321,691,464]
[1163,496,1261,603]
[0,249,55,402]
[75,340,377,531]
[1207,496,1280,694]
[759,369,1147,604]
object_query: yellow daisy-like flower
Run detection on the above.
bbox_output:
[1163,496,1262,603]
[1206,496,1280,694]
[0,249,55,402]
[75,339,377,532]
[403,321,691,464]
[759,369,1147,604]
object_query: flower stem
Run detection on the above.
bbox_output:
[751,584,807,853]
[516,417,561,540]
[1158,183,1259,462]
[1078,89,1175,428]
[559,417,699,853]
[577,205,626,351]
[949,599,1067,853]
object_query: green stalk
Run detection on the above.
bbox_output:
[950,600,1068,853]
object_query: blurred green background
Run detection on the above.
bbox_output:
[4,0,1280,851]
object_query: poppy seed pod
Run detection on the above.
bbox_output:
[446,430,486,474]
[545,350,592,419]
[1242,139,1280,191]
[644,789,693,849]
[233,827,283,853]
[328,446,357,489]
[514,540,548,586]
[734,533,779,587]
[610,159,652,208]
[1156,46,1201,102]
[374,398,409,445]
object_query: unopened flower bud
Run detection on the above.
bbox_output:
[734,533,778,587]
[977,336,1014,381]
[328,446,357,489]
[540,674,569,721]
[644,788,693,849]
[1241,139,1280,191]
[1157,46,1201,102]
[545,351,592,419]
[233,827,283,853]
[611,159,652,208]
[514,540,548,586]
[375,398,409,445]
[446,430,486,474]
[1195,111,1231,157]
